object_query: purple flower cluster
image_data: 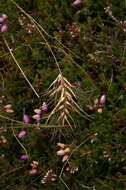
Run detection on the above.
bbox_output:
[18,103,48,160]
[32,102,48,122]
[17,114,30,140]
[18,113,31,161]
[0,14,8,33]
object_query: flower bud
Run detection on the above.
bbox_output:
[57,149,65,156]
[17,130,27,139]
[72,0,81,6]
[0,14,7,23]
[99,95,106,105]
[4,104,14,113]
[5,109,14,113]
[31,161,39,169]
[20,154,29,161]
[2,14,8,20]
[0,24,8,33]
[64,147,70,153]
[23,114,30,124]
[62,154,69,162]
[97,108,103,113]
[4,104,12,109]
[34,108,42,115]
[57,143,66,149]
[0,17,4,23]
[32,114,41,121]
[29,168,38,175]
[41,102,48,112]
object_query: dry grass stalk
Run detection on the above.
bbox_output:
[46,74,91,128]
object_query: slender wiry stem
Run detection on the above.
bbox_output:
[10,0,62,74]
[104,6,120,24]
[3,36,40,98]
[10,0,52,38]
[35,25,62,74]
[11,121,28,155]
[10,0,96,87]
[0,114,66,128]
[10,0,83,62]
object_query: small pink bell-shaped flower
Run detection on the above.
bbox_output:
[23,114,30,124]
[72,0,81,6]
[17,130,27,139]
[20,154,29,161]
[0,14,8,33]
[0,17,4,23]
[57,149,65,156]
[29,168,38,175]
[34,108,42,115]
[99,94,106,105]
[1,24,8,33]
[41,102,48,113]
[32,114,41,121]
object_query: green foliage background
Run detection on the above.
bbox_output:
[1,0,126,189]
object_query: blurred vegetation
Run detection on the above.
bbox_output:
[1,0,126,189]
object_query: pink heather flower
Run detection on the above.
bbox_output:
[72,0,81,6]
[20,154,29,161]
[5,108,14,113]
[4,104,12,109]
[34,108,42,115]
[32,114,41,121]
[0,24,8,33]
[2,14,8,20]
[41,102,48,113]
[0,14,7,23]
[62,154,69,162]
[57,149,65,156]
[124,149,126,155]
[0,14,8,33]
[4,104,14,113]
[29,168,38,175]
[17,130,27,139]
[0,17,4,23]
[23,114,30,124]
[99,95,106,105]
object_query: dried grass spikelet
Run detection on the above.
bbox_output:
[45,74,91,128]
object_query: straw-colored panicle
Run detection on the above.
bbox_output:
[45,74,90,128]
